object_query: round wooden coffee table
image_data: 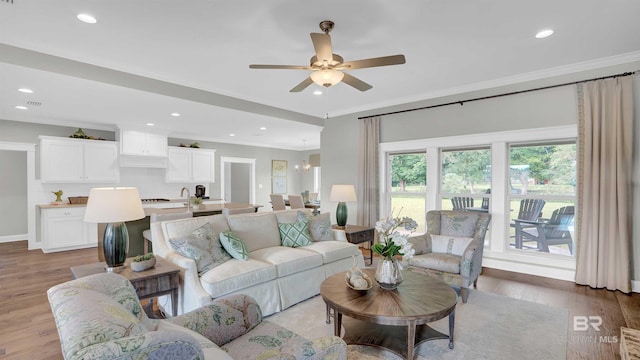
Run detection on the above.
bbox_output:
[320,268,457,360]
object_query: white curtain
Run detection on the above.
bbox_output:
[357,117,380,227]
[575,76,633,293]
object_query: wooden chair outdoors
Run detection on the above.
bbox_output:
[288,195,305,209]
[270,194,286,211]
[481,189,491,210]
[511,198,546,249]
[451,196,474,210]
[515,206,575,254]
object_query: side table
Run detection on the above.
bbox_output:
[332,224,375,265]
[70,257,180,317]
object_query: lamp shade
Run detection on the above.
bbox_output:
[84,187,145,223]
[329,184,357,202]
[310,69,344,88]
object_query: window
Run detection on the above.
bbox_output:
[387,152,427,231]
[508,142,576,256]
[440,148,491,211]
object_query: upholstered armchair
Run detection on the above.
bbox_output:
[48,273,346,360]
[406,210,491,303]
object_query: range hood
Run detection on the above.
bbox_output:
[119,154,167,168]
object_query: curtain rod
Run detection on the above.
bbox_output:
[358,70,639,120]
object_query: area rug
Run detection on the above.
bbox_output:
[266,289,568,360]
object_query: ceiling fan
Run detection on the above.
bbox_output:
[249,20,406,92]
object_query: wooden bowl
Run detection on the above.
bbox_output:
[345,272,373,292]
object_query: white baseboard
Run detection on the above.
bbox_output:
[632,280,640,293]
[0,234,28,243]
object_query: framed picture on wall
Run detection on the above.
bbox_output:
[272,176,287,194]
[272,160,287,177]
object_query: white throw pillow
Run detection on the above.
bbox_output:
[430,234,474,256]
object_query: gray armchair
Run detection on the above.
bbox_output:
[406,210,491,303]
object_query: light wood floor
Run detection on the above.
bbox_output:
[1,241,638,359]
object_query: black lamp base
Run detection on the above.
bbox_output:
[103,222,130,270]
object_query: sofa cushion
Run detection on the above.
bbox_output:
[274,208,312,224]
[278,221,313,248]
[163,215,230,245]
[219,231,249,260]
[301,241,361,264]
[440,212,479,237]
[199,259,277,298]
[409,253,462,273]
[227,212,281,252]
[407,233,430,255]
[168,223,232,276]
[222,321,318,359]
[430,234,473,256]
[298,211,334,241]
[250,246,323,277]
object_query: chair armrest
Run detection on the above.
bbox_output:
[67,331,203,360]
[460,241,479,278]
[168,294,262,347]
[513,219,544,226]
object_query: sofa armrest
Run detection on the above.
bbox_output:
[67,330,203,360]
[168,294,262,347]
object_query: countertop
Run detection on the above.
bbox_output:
[38,199,263,215]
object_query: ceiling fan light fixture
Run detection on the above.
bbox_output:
[310,69,344,88]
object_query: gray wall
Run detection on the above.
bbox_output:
[0,151,27,236]
[230,163,251,203]
[321,64,640,283]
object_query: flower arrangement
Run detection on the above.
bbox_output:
[372,211,418,261]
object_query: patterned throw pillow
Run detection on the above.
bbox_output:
[440,212,479,237]
[278,220,313,247]
[430,234,474,256]
[297,211,333,241]
[168,223,231,276]
[219,231,249,260]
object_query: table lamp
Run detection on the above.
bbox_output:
[329,184,357,227]
[84,187,145,271]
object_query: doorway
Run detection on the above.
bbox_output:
[220,157,256,204]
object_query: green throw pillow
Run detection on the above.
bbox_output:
[219,231,249,260]
[278,220,312,247]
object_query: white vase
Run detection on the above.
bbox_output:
[375,257,403,290]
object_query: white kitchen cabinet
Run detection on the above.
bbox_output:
[40,136,119,183]
[119,130,167,157]
[40,206,98,252]
[166,146,216,183]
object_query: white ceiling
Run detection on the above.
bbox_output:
[1,0,640,150]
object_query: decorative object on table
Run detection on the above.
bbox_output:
[51,189,65,204]
[190,141,200,148]
[84,187,145,272]
[345,256,372,291]
[191,196,204,209]
[329,184,357,227]
[271,160,287,194]
[372,211,417,290]
[131,253,156,272]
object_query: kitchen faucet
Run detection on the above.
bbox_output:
[180,187,191,212]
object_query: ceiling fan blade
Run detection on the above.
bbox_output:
[290,77,314,92]
[341,73,372,92]
[250,64,312,70]
[310,33,333,63]
[339,54,406,70]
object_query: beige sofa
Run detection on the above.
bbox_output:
[151,209,365,316]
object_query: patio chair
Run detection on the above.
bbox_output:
[515,206,575,254]
[511,198,546,249]
[451,196,474,210]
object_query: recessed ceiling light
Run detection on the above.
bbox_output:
[18,88,33,94]
[171,112,181,117]
[146,123,155,126]
[259,127,267,130]
[535,29,554,39]
[313,90,323,95]
[229,133,236,137]
[77,13,97,24]
[15,105,28,110]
